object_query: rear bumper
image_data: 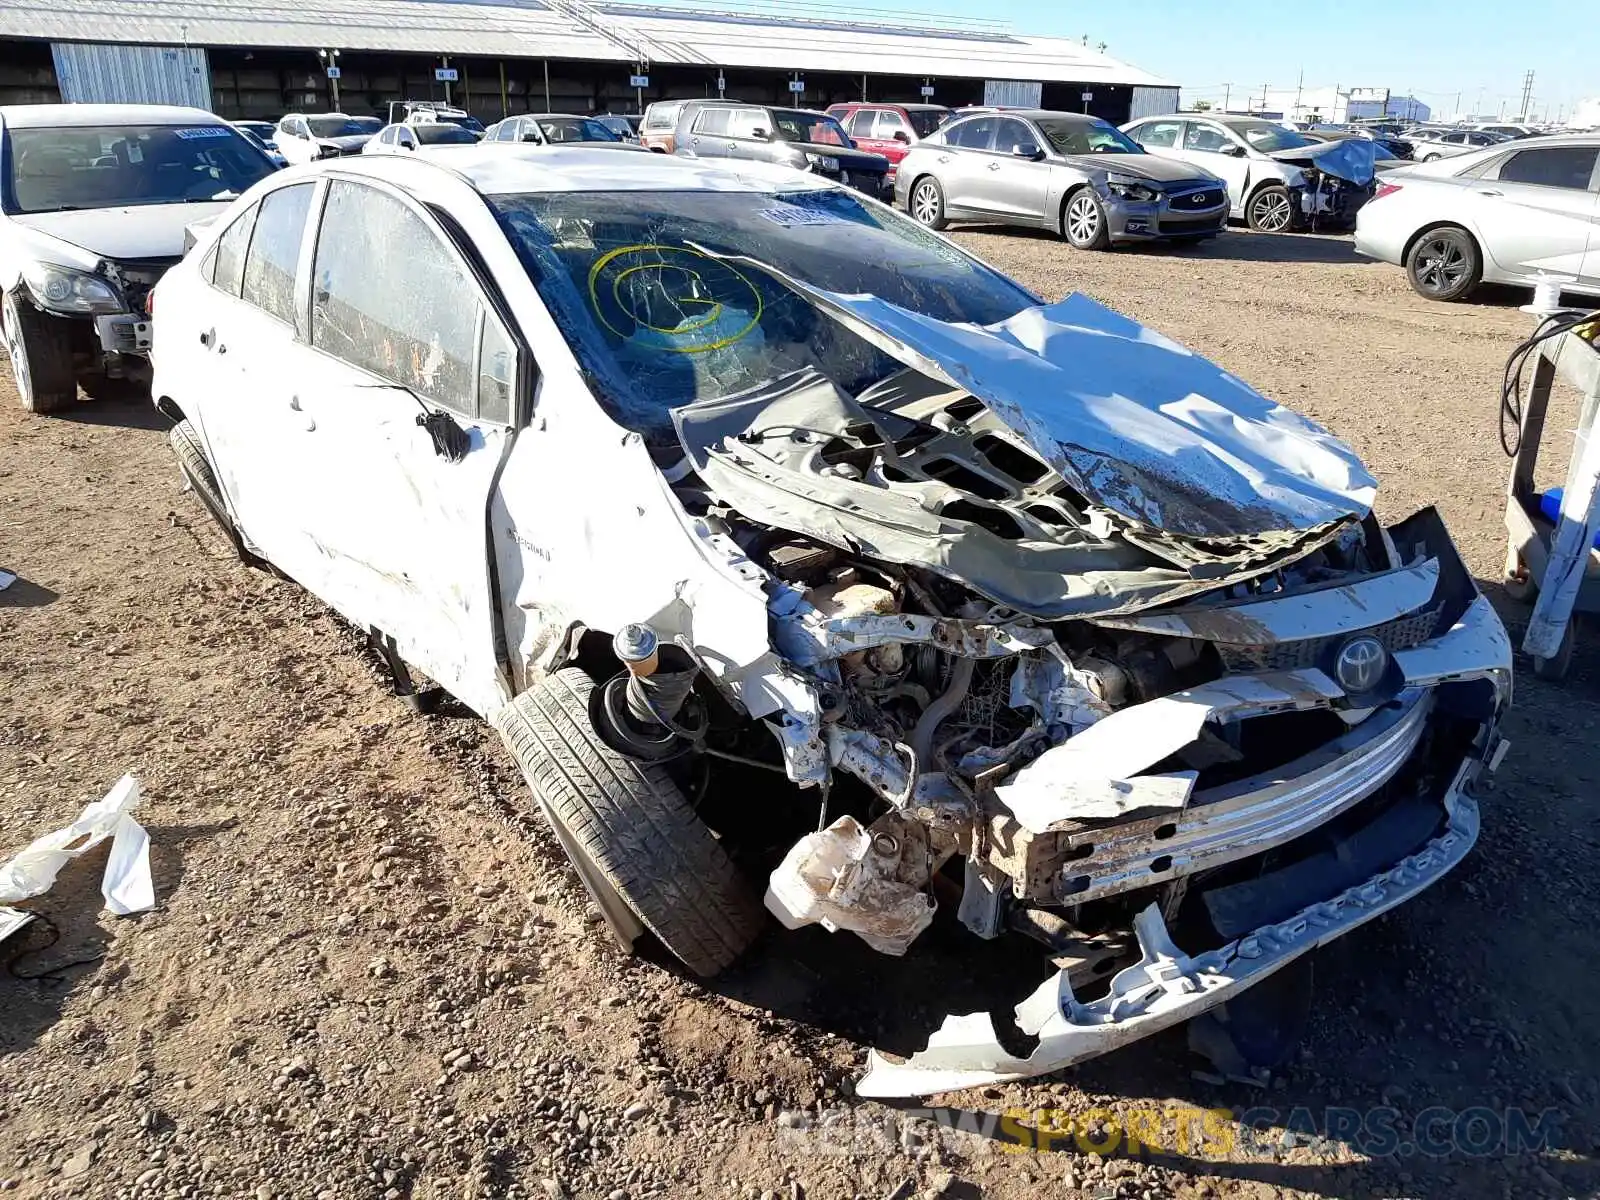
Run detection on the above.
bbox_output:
[858,750,1491,1098]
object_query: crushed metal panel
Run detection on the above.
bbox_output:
[998,770,1195,833]
[857,769,1482,1097]
[1091,559,1441,643]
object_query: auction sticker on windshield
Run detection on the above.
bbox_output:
[757,205,849,228]
[175,127,235,140]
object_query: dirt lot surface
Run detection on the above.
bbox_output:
[3,227,1599,1200]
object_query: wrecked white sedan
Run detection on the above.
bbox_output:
[151,148,1510,1096]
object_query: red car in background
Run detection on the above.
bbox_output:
[825,102,951,181]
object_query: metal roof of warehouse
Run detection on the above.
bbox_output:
[0,0,1178,87]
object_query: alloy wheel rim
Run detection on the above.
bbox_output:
[1067,196,1099,242]
[1416,237,1467,293]
[1254,192,1292,232]
[3,297,29,402]
[913,183,938,223]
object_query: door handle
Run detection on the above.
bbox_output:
[936,154,952,163]
[1475,188,1504,197]
[199,328,213,347]
[986,161,1001,171]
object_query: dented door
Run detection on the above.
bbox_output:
[285,177,517,716]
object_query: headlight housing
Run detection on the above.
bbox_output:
[21,262,125,315]
[804,152,840,172]
[1104,173,1160,203]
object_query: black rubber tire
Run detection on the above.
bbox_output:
[493,668,763,977]
[168,420,233,532]
[1405,225,1481,302]
[78,372,145,404]
[1246,183,1296,233]
[908,175,948,230]
[3,288,77,413]
[1062,187,1112,250]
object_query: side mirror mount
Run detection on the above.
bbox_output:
[752,127,769,140]
[1012,142,1043,160]
[892,130,910,143]
[1225,144,1248,158]
[522,130,540,143]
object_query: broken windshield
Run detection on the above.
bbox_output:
[490,188,1035,443]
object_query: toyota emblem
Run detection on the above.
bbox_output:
[1335,635,1388,693]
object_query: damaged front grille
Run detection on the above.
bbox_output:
[1215,606,1441,673]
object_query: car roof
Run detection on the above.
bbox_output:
[1172,112,1276,125]
[308,143,833,197]
[831,102,949,112]
[950,109,1096,123]
[0,103,226,128]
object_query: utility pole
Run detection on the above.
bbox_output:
[1222,82,1230,112]
[1519,69,1535,121]
[1261,82,1270,114]
[1475,87,1484,119]
[1293,67,1303,119]
[318,47,341,110]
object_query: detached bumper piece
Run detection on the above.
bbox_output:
[94,313,152,355]
[857,757,1486,1099]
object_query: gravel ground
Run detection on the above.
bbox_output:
[2,226,1599,1200]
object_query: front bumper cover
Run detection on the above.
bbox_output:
[857,754,1488,1098]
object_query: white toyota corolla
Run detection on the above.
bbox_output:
[150,147,1511,1096]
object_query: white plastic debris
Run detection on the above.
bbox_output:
[0,775,155,918]
[764,815,935,955]
[0,569,15,591]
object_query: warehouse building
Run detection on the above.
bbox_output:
[0,0,1179,127]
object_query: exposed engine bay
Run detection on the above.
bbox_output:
[574,286,1510,1096]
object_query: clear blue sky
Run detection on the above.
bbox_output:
[910,0,1593,120]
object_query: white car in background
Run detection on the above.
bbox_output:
[275,113,381,165]
[0,103,277,412]
[1354,134,1600,301]
[363,122,482,154]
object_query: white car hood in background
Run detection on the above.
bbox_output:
[806,288,1376,538]
[13,201,234,261]
[1268,137,1377,186]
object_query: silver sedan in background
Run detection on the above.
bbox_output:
[894,110,1228,250]
[1354,134,1600,301]
[1408,128,1510,162]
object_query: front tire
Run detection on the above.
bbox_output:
[1405,226,1481,302]
[3,289,77,413]
[909,175,948,230]
[1062,188,1112,250]
[1246,184,1296,233]
[492,668,763,977]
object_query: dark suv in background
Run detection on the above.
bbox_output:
[826,102,950,182]
[657,99,892,198]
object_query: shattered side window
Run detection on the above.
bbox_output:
[489,187,1034,445]
[310,180,480,416]
[240,182,312,327]
[209,200,258,299]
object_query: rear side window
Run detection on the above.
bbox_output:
[1133,120,1180,147]
[643,102,681,131]
[946,117,997,150]
[875,110,908,138]
[693,108,733,136]
[311,180,483,417]
[1497,146,1598,190]
[209,201,259,297]
[240,182,313,326]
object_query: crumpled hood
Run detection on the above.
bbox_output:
[318,133,373,153]
[792,287,1376,538]
[1268,137,1377,186]
[1063,152,1215,185]
[12,202,233,262]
